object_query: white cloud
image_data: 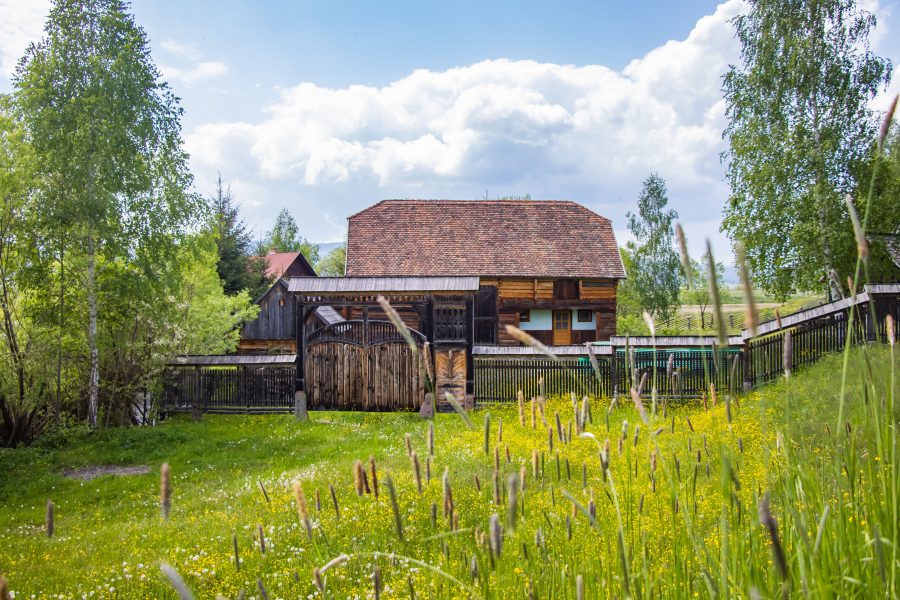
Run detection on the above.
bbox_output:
[186,1,748,249]
[160,39,201,61]
[157,37,229,86]
[159,60,228,86]
[0,0,49,80]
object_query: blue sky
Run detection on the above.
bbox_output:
[1,0,898,261]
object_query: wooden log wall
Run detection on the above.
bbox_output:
[241,281,295,344]
[483,277,618,344]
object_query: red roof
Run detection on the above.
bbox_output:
[346,199,625,278]
[261,250,316,279]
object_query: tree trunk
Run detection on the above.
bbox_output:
[56,241,64,425]
[87,229,100,428]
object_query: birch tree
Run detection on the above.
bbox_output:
[14,0,198,427]
[722,0,891,298]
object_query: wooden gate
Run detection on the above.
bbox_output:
[305,320,425,411]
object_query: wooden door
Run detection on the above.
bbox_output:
[552,310,572,345]
[435,348,467,408]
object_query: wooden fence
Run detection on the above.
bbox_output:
[473,287,900,404]
[165,285,899,412]
[163,365,295,414]
[474,357,610,402]
[474,346,743,402]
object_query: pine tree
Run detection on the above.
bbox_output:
[210,175,270,298]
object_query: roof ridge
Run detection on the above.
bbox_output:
[348,198,611,221]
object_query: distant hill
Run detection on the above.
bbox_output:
[722,265,739,285]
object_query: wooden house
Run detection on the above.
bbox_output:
[286,199,624,407]
[261,249,317,279]
[344,199,625,346]
[239,250,325,354]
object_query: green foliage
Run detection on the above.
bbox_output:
[257,208,320,265]
[209,175,271,298]
[170,234,259,356]
[849,125,900,281]
[14,0,202,427]
[722,0,892,299]
[0,1,245,436]
[625,174,682,320]
[0,96,50,445]
[316,244,346,276]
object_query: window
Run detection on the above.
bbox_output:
[519,310,530,323]
[279,298,285,307]
[577,309,592,323]
[553,279,578,300]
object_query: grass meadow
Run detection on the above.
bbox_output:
[0,345,897,599]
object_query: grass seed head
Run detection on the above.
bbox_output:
[257,524,266,554]
[879,94,898,150]
[844,195,868,261]
[293,481,313,539]
[313,568,324,592]
[384,475,405,541]
[758,493,789,581]
[372,565,382,600]
[353,460,365,496]
[886,314,895,346]
[507,472,520,529]
[368,457,379,499]
[783,331,793,379]
[675,223,694,288]
[736,241,758,336]
[642,311,656,337]
[442,467,454,518]
[256,578,270,600]
[411,451,423,494]
[329,483,339,518]
[630,387,649,424]
[160,562,194,600]
[489,513,503,557]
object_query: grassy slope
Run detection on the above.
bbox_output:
[0,346,896,598]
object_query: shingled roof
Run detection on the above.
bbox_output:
[346,199,625,278]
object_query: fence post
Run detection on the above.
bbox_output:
[294,390,308,421]
[192,366,201,421]
[609,353,617,397]
[742,343,752,391]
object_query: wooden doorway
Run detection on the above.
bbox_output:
[435,348,466,408]
[552,310,572,345]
